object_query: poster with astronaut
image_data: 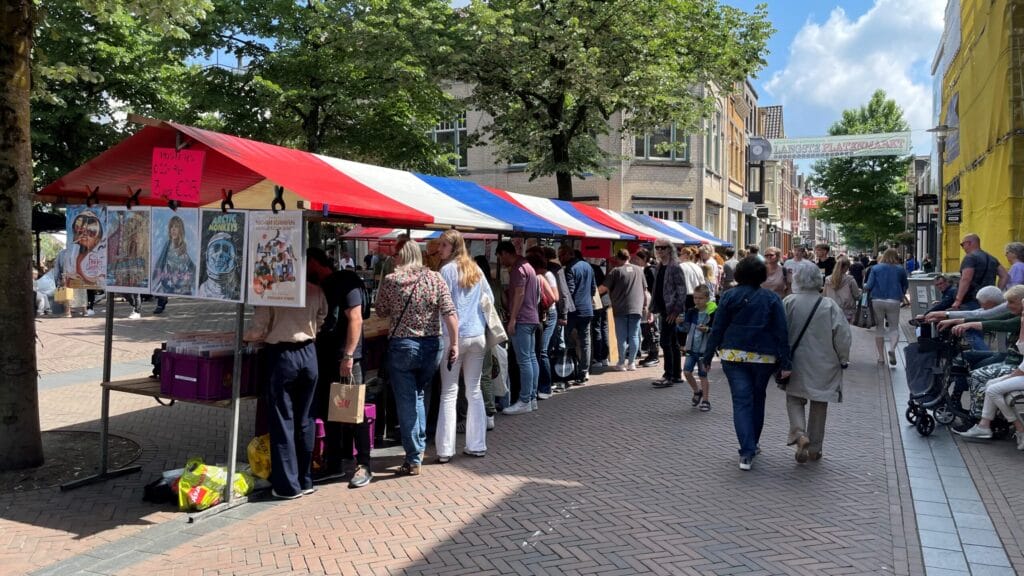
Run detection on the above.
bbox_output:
[150,208,200,298]
[196,209,248,303]
[247,211,305,308]
[105,206,151,293]
[61,206,108,288]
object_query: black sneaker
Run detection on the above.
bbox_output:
[152,306,165,315]
[349,465,373,488]
[739,457,753,471]
[640,358,660,368]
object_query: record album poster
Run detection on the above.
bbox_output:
[105,207,151,293]
[150,208,200,297]
[62,205,108,288]
[197,209,247,303]
[247,211,305,308]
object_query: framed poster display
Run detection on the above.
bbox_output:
[196,209,248,303]
[247,211,306,307]
[150,208,200,297]
[62,205,108,288]
[105,206,151,293]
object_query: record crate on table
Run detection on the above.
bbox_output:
[160,332,263,401]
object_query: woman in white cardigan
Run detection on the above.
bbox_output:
[783,261,852,463]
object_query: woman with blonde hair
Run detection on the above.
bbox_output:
[435,230,494,461]
[824,256,861,322]
[864,248,908,366]
[376,239,458,476]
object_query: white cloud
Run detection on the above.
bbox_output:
[764,0,945,146]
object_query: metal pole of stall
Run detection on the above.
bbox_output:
[224,302,246,504]
[98,295,115,474]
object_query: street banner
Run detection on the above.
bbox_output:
[247,211,306,308]
[769,132,912,160]
[197,210,248,303]
[801,196,828,210]
[105,207,151,293]
[151,208,200,297]
[63,206,108,288]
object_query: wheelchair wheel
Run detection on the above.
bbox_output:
[905,406,919,425]
[916,413,936,436]
[933,405,955,426]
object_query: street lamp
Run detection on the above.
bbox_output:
[927,124,958,272]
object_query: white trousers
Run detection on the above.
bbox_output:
[872,299,901,346]
[982,374,1024,423]
[437,335,488,457]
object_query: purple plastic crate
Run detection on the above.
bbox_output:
[160,351,257,400]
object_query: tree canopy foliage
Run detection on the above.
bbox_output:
[455,0,773,199]
[811,90,911,252]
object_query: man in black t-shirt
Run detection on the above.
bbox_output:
[953,234,1007,310]
[815,243,836,279]
[308,248,373,489]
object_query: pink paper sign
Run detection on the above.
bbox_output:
[151,148,205,202]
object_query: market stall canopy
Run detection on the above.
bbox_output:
[36,121,511,232]
[341,226,496,241]
[490,190,632,240]
[624,213,708,245]
[415,175,569,237]
[667,219,731,247]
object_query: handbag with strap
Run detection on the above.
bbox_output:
[481,293,507,348]
[388,274,425,338]
[777,296,823,388]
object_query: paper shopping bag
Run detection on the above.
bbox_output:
[328,380,365,424]
[55,286,75,303]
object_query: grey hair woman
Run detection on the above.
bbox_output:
[1004,242,1024,289]
[376,240,459,476]
[651,237,687,388]
[783,261,852,463]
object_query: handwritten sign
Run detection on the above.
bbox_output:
[151,148,205,203]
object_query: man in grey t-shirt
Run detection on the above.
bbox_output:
[600,249,648,370]
[954,233,1007,310]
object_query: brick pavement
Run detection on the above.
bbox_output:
[11,326,923,576]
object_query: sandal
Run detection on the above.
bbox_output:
[691,389,703,406]
[699,400,711,412]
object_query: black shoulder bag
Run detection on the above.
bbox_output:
[776,296,822,388]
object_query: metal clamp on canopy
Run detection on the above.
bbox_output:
[85,186,99,207]
[125,187,141,210]
[271,185,286,214]
[221,189,234,213]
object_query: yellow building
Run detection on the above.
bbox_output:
[936,0,1024,271]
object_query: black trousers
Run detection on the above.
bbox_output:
[266,341,318,496]
[315,345,372,468]
[641,314,659,360]
[660,315,681,381]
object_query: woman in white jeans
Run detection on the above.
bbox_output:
[436,230,494,461]
[956,347,1024,451]
[865,249,908,366]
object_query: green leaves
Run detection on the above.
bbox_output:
[456,0,772,199]
[811,90,911,251]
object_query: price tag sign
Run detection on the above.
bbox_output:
[151,148,205,203]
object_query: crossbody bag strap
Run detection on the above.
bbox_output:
[390,274,426,338]
[791,296,823,355]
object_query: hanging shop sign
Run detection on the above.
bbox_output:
[915,194,939,206]
[801,196,828,210]
[152,148,206,203]
[945,199,963,224]
[768,132,912,160]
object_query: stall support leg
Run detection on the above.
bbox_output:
[223,303,246,505]
[62,295,140,490]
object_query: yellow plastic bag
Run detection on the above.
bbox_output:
[247,434,272,480]
[177,457,256,511]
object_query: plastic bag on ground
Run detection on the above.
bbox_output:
[177,457,256,511]
[247,434,272,479]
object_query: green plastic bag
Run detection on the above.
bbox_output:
[177,457,256,511]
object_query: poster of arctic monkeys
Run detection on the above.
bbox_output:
[196,209,248,303]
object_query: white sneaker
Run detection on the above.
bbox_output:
[626,361,637,371]
[955,425,993,439]
[531,399,538,411]
[610,363,627,372]
[503,401,532,415]
[537,392,552,400]
[1016,431,1024,451]
[128,311,141,320]
[487,416,495,431]
[85,309,96,317]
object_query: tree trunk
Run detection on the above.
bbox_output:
[0,1,43,470]
[555,171,573,201]
[551,132,573,201]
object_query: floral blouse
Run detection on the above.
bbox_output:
[376,267,456,338]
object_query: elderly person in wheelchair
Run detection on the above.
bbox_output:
[922,285,1007,353]
[955,315,1024,451]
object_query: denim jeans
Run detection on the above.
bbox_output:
[591,308,609,362]
[613,313,642,364]
[721,361,776,458]
[537,308,558,394]
[510,323,540,404]
[388,336,443,465]
[566,314,593,373]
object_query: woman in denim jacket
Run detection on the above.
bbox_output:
[703,256,791,471]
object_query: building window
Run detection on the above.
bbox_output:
[635,125,688,161]
[729,210,740,247]
[705,210,718,235]
[431,112,468,169]
[672,210,687,222]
